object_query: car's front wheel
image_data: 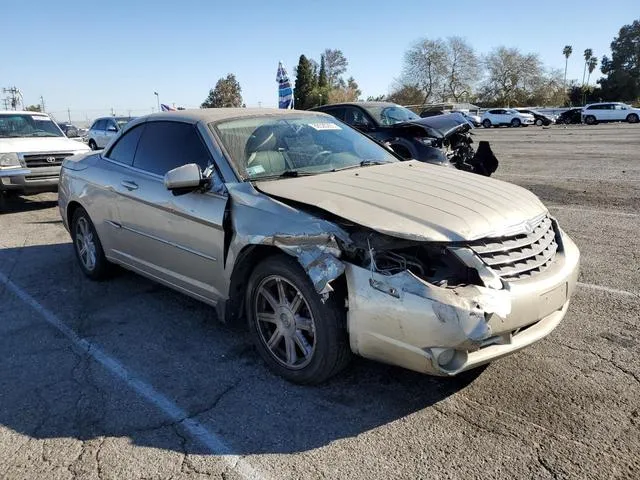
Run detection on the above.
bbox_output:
[482,119,492,128]
[535,119,543,126]
[584,115,597,125]
[627,113,639,124]
[511,118,521,127]
[71,207,112,280]
[246,255,351,384]
[88,139,98,150]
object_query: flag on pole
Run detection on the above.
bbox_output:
[276,62,294,109]
[160,103,176,112]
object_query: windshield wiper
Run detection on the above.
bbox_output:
[331,160,387,172]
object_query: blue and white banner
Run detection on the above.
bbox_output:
[276,62,293,109]
[161,104,176,112]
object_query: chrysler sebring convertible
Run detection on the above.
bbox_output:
[58,109,580,384]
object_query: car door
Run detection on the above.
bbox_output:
[113,120,227,304]
[91,119,105,146]
[612,104,627,121]
[598,104,613,121]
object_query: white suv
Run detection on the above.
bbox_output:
[581,102,640,125]
[87,116,135,150]
[481,109,535,128]
[0,111,89,195]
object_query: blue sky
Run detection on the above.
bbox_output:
[2,0,636,121]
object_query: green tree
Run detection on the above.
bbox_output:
[562,45,573,86]
[323,49,348,88]
[586,56,598,85]
[582,48,593,85]
[328,77,361,103]
[294,55,317,110]
[201,74,243,108]
[314,54,329,106]
[366,94,387,101]
[386,83,424,106]
[599,19,640,101]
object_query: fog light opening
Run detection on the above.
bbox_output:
[437,348,456,367]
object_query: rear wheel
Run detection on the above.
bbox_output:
[511,118,521,128]
[71,207,112,280]
[246,255,351,384]
[627,113,639,124]
[584,115,596,125]
[535,119,543,126]
[482,119,492,128]
[88,139,98,150]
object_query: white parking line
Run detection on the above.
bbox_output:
[0,271,267,480]
[578,282,639,299]
[548,205,640,218]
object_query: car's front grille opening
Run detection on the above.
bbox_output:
[469,216,558,281]
[23,153,73,168]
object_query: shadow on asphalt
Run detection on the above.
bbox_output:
[0,194,58,214]
[0,243,484,455]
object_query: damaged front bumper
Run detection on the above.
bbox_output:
[344,231,580,376]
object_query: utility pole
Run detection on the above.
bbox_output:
[67,108,71,123]
[40,95,46,112]
[2,87,23,110]
[110,107,115,116]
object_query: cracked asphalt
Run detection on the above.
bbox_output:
[0,123,638,479]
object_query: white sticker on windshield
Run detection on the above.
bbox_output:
[31,116,48,121]
[246,164,265,176]
[308,122,341,131]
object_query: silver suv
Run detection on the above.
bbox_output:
[87,116,134,150]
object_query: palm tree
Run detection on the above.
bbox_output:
[586,56,598,85]
[562,45,573,86]
[582,48,593,85]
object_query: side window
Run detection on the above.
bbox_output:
[343,107,372,127]
[106,124,145,166]
[324,107,346,121]
[133,121,211,176]
[92,119,104,130]
[106,120,118,131]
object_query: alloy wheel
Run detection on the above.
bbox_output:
[254,275,316,370]
[75,216,97,271]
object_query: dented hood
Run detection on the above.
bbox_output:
[398,113,470,138]
[256,161,547,242]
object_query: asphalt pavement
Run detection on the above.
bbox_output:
[0,123,638,479]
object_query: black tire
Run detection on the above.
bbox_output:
[535,119,543,126]
[71,207,112,280]
[88,139,98,150]
[246,255,351,384]
[584,115,596,125]
[482,119,492,128]
[627,113,639,124]
[511,118,521,128]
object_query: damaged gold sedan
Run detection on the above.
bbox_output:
[58,109,580,384]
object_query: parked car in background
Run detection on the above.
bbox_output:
[556,108,583,125]
[57,123,80,137]
[0,111,90,196]
[481,109,535,128]
[87,116,135,150]
[312,102,498,175]
[581,102,640,125]
[452,110,482,127]
[513,108,554,126]
[58,108,579,384]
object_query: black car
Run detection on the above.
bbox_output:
[311,101,498,176]
[514,109,554,126]
[556,108,583,125]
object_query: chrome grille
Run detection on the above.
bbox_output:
[470,216,558,281]
[23,153,73,168]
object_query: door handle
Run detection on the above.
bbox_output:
[121,180,139,191]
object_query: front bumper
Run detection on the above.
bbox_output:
[344,231,580,376]
[0,166,61,194]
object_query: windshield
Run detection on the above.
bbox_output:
[0,113,64,138]
[212,114,398,180]
[362,105,420,125]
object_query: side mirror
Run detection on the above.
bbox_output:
[107,126,118,132]
[164,163,203,193]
